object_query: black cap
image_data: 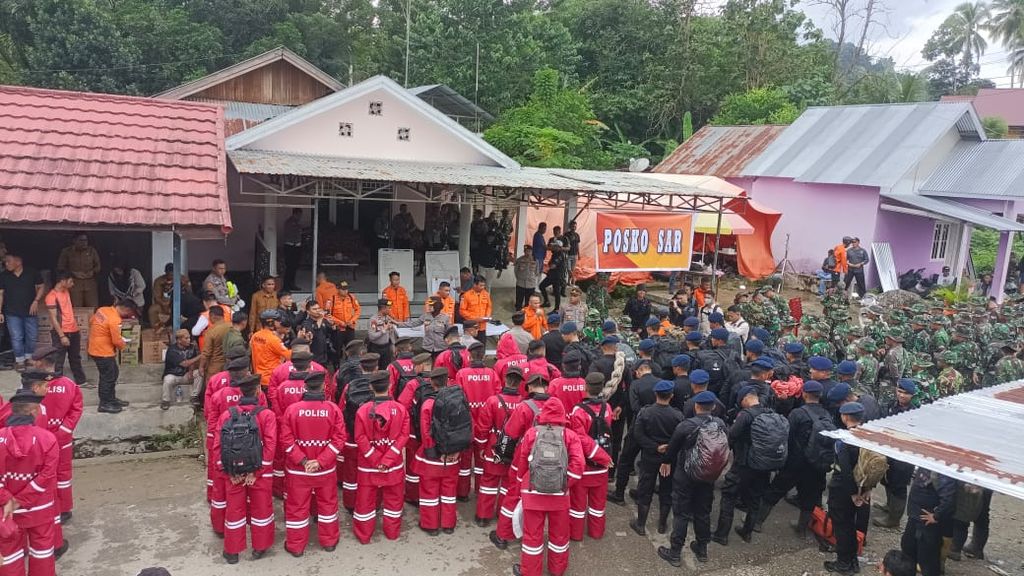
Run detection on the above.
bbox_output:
[226,357,250,371]
[527,373,548,386]
[235,374,262,388]
[359,352,381,365]
[584,372,605,386]
[20,369,53,386]
[30,346,59,362]
[377,298,392,308]
[428,367,449,379]
[303,372,326,385]
[412,352,432,365]
[10,388,43,404]
[506,365,524,378]
[345,339,365,352]
[226,347,249,360]
[396,337,413,346]
[368,371,390,384]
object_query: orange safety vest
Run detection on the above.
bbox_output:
[382,285,411,322]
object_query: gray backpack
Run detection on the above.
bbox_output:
[529,425,569,494]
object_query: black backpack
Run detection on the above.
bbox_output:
[430,386,473,455]
[697,349,733,394]
[748,409,790,471]
[411,382,436,438]
[576,401,612,455]
[652,338,682,379]
[390,360,417,399]
[683,416,730,483]
[343,375,374,431]
[335,359,361,403]
[450,346,465,372]
[220,406,266,476]
[803,409,837,470]
[495,398,541,464]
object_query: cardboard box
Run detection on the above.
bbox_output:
[118,348,139,366]
[142,341,168,365]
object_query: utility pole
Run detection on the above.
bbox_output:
[404,0,411,87]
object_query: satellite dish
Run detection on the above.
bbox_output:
[628,158,650,172]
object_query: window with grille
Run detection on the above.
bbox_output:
[338,122,353,137]
[397,127,410,141]
[369,101,383,116]
[931,221,951,260]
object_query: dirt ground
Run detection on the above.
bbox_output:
[60,452,1023,576]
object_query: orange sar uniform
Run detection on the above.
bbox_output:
[87,306,126,358]
[383,285,411,322]
[250,328,292,388]
[459,288,492,332]
[658,319,672,336]
[197,304,232,351]
[436,293,456,320]
[315,280,339,311]
[522,306,548,340]
[833,243,848,275]
[330,292,361,329]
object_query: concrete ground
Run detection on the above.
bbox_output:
[61,452,1024,576]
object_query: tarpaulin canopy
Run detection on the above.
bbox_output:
[693,212,754,235]
[727,196,781,280]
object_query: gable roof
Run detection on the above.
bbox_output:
[942,88,1024,126]
[920,139,1024,199]
[0,85,230,236]
[742,102,985,188]
[154,47,344,100]
[409,84,494,124]
[653,125,787,178]
[226,75,520,169]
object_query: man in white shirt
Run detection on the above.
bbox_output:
[725,304,750,343]
[936,265,956,287]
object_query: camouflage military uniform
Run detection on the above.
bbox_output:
[910,353,937,404]
[929,327,950,353]
[776,332,799,353]
[936,365,965,397]
[950,337,981,387]
[586,275,610,322]
[994,352,1024,384]
[582,309,604,345]
[618,316,640,350]
[770,294,793,326]
[856,354,880,397]
[907,323,931,354]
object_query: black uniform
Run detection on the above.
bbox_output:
[827,438,861,569]
[762,402,830,513]
[818,378,840,402]
[789,359,810,380]
[664,414,728,555]
[593,352,631,475]
[632,403,684,509]
[624,296,652,338]
[683,393,726,419]
[714,404,771,540]
[901,469,956,576]
[542,329,566,366]
[878,401,916,526]
[855,393,882,422]
[670,375,692,412]
[614,372,660,495]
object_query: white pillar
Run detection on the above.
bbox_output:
[563,194,578,230]
[459,194,472,268]
[991,229,1014,303]
[151,231,174,282]
[264,198,278,276]
[516,203,529,257]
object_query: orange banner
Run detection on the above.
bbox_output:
[595,212,694,272]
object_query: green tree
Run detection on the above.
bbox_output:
[484,68,609,168]
[710,87,800,125]
[185,0,288,55]
[682,111,693,141]
[982,116,1009,138]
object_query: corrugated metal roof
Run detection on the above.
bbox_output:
[920,140,1024,199]
[194,99,294,122]
[742,102,985,187]
[154,46,343,100]
[654,125,787,178]
[228,150,743,200]
[824,380,1024,500]
[409,84,494,123]
[227,75,520,170]
[0,85,230,236]
[880,192,1024,232]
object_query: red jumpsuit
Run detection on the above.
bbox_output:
[493,354,528,385]
[267,361,329,407]
[40,376,82,515]
[434,346,470,379]
[475,388,521,521]
[280,393,347,553]
[513,398,585,576]
[269,375,308,497]
[336,381,364,512]
[548,376,586,417]
[519,356,561,396]
[495,394,557,541]
[212,400,277,556]
[415,393,460,531]
[352,399,409,543]
[386,355,416,399]
[453,363,500,499]
[205,386,267,534]
[0,420,60,576]
[397,376,426,504]
[567,399,614,540]
[203,369,231,501]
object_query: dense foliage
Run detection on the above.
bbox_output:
[0,0,1019,169]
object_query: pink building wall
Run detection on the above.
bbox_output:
[745,177,881,274]
[871,209,945,285]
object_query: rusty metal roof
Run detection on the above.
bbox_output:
[824,380,1024,500]
[653,125,787,178]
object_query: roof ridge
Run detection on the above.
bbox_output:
[0,85,222,112]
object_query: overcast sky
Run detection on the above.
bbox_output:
[708,0,1014,87]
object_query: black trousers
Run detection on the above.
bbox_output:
[901,516,942,576]
[51,330,87,384]
[614,430,640,492]
[283,244,302,289]
[92,355,119,404]
[514,286,533,311]
[335,328,355,355]
[827,490,859,565]
[609,416,626,475]
[367,341,393,370]
[538,275,563,310]
[844,268,866,296]
[716,464,770,536]
[669,473,715,551]
[763,461,826,512]
[634,461,673,507]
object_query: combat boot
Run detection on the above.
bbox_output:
[872,496,905,528]
[753,503,773,533]
[630,504,650,536]
[657,503,672,534]
[657,546,682,568]
[791,510,812,538]
[607,489,626,505]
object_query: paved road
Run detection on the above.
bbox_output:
[59,453,1023,576]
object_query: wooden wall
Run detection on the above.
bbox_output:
[190,61,334,106]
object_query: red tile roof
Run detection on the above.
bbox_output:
[653,125,787,178]
[0,85,230,236]
[941,89,1024,126]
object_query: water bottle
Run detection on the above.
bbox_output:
[175,384,183,403]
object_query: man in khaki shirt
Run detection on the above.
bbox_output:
[200,306,231,382]
[248,276,279,330]
[57,232,101,307]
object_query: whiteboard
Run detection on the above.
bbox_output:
[377,249,415,294]
[425,251,461,294]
